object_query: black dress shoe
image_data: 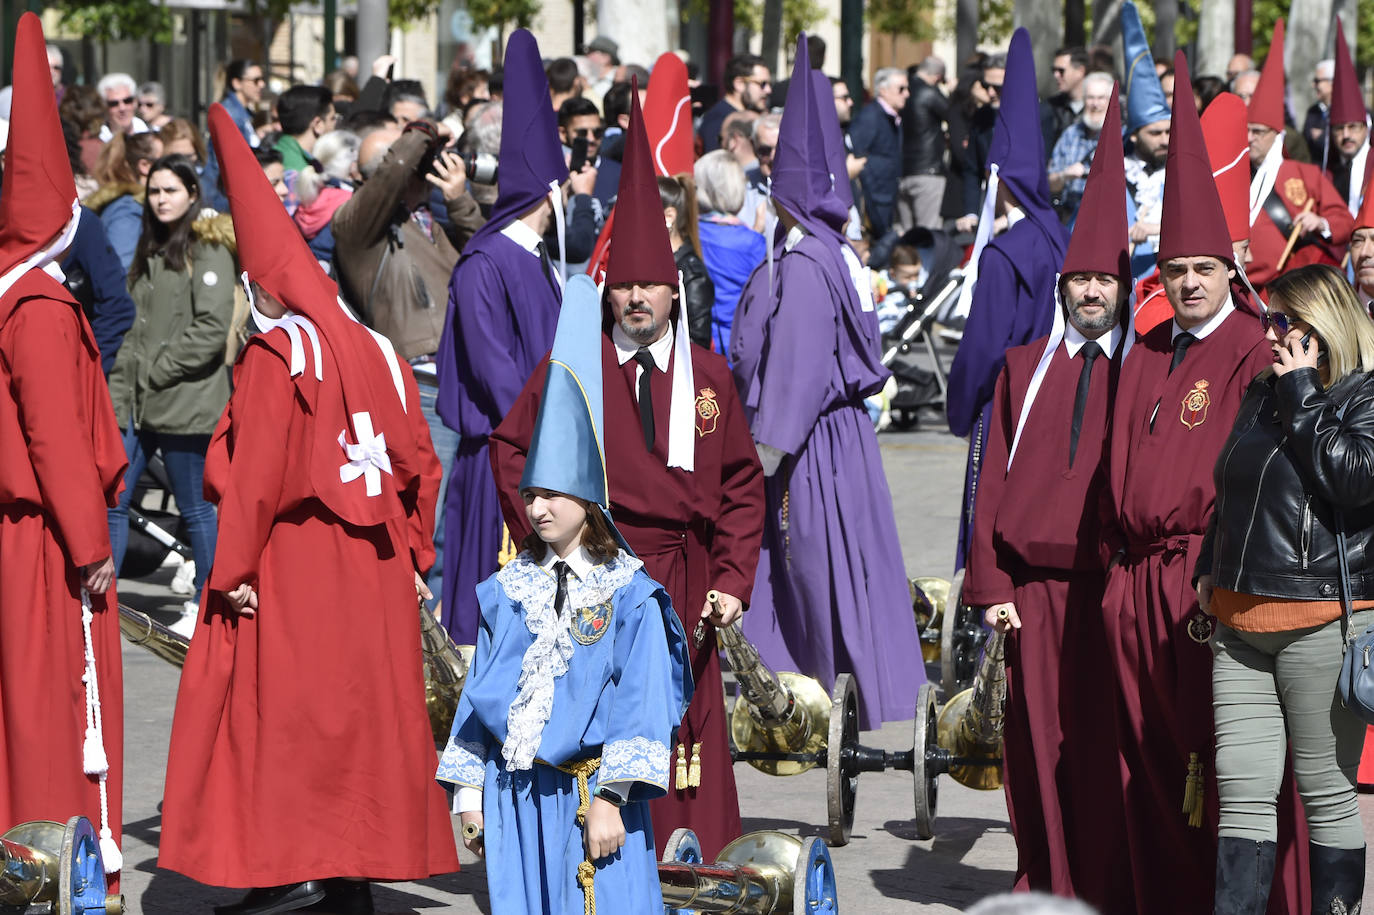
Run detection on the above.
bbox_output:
[212,881,327,915]
[301,879,374,915]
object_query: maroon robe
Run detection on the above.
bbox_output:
[1248,159,1353,288]
[1102,306,1308,913]
[491,333,765,860]
[0,275,126,886]
[962,335,1131,909]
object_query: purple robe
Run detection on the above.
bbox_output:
[435,233,559,642]
[946,219,1067,570]
[731,231,923,729]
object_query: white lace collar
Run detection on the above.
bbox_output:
[497,549,643,770]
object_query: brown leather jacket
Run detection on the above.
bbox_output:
[331,129,485,359]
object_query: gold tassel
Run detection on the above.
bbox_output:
[675,742,688,790]
[687,742,703,788]
[1182,752,1205,828]
[552,756,602,915]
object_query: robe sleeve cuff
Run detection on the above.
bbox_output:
[599,736,669,792]
[454,786,483,814]
[436,736,486,789]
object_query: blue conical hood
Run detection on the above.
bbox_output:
[520,274,607,507]
[1122,2,1171,133]
[988,29,1059,243]
[771,33,849,239]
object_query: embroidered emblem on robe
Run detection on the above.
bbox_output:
[1180,379,1211,429]
[1283,177,1308,208]
[571,601,613,645]
[695,387,720,437]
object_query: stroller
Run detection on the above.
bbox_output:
[870,227,967,430]
[119,456,195,582]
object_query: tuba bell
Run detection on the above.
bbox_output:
[659,828,838,914]
[1,817,123,914]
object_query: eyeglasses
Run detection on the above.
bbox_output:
[834,93,852,102]
[980,80,1003,93]
[755,144,774,158]
[1261,310,1298,336]
[138,99,160,109]
[745,78,771,88]
[107,96,135,109]
[570,126,604,139]
[1053,67,1067,76]
[1314,77,1332,85]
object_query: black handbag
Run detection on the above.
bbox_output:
[1334,501,1374,724]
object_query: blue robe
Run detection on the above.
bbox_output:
[946,217,1066,570]
[435,232,560,643]
[438,550,692,915]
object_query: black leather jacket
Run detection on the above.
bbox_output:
[675,244,714,350]
[1198,368,1374,601]
[902,79,949,176]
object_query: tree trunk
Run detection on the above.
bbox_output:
[761,0,783,77]
[1196,0,1233,77]
[1015,0,1063,97]
[599,0,670,70]
[1091,0,1122,45]
[957,0,978,71]
[356,0,388,83]
[1154,0,1177,59]
[1287,0,1334,120]
[1064,0,1085,48]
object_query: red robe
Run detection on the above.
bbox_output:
[962,335,1131,908]
[1102,308,1307,913]
[0,273,126,883]
[1248,159,1353,287]
[158,332,459,887]
[490,335,765,860]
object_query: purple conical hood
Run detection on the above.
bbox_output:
[988,29,1061,248]
[811,69,854,213]
[771,33,849,240]
[467,29,568,247]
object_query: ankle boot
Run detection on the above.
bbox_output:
[1310,844,1366,915]
[1214,837,1277,915]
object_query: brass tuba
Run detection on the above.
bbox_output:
[119,600,470,745]
[659,828,838,914]
[1,817,123,914]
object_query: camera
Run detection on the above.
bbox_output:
[461,152,498,185]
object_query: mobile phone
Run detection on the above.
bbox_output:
[1299,330,1329,363]
[386,62,395,82]
[569,137,589,174]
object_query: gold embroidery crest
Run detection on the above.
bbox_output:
[1180,379,1211,429]
[571,601,613,645]
[1283,178,1308,208]
[695,387,720,437]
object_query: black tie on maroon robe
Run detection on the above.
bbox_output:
[1069,341,1102,468]
[633,347,656,452]
[553,560,569,615]
[1170,331,1196,374]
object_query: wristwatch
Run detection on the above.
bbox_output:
[594,784,627,807]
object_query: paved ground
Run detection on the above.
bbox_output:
[113,417,1374,912]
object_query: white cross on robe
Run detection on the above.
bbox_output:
[338,411,392,497]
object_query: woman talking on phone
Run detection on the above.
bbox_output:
[1195,263,1374,914]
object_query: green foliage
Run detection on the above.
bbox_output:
[55,0,176,42]
[734,0,763,35]
[466,0,541,31]
[937,0,1012,45]
[782,0,827,44]
[389,0,445,28]
[868,0,931,42]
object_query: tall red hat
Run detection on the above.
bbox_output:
[1201,92,1251,244]
[604,78,678,286]
[0,13,77,277]
[1329,20,1366,127]
[1247,19,1286,132]
[1159,51,1235,265]
[1061,82,1129,279]
[644,53,694,177]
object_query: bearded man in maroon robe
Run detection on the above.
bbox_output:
[490,85,765,860]
[962,84,1132,910]
[1099,53,1307,913]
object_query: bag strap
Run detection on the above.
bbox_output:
[1332,397,1355,650]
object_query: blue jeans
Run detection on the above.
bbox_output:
[107,425,217,600]
[417,373,457,612]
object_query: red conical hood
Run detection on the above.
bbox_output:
[1202,92,1251,244]
[1062,82,1130,280]
[0,13,78,277]
[1159,52,1235,265]
[644,53,694,177]
[1329,20,1365,127]
[604,79,678,287]
[1248,19,1286,132]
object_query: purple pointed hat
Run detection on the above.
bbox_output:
[811,68,853,214]
[988,29,1062,250]
[467,29,568,247]
[771,33,849,240]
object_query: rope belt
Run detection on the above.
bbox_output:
[543,755,603,915]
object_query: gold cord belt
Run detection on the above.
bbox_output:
[543,755,603,915]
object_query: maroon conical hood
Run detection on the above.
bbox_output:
[1329,21,1365,127]
[1062,82,1129,280]
[1158,51,1234,265]
[1247,19,1286,131]
[604,78,678,287]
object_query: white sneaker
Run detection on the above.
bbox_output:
[168,600,199,639]
[169,559,196,596]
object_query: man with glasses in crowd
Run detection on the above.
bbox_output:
[1048,71,1113,224]
[699,53,770,154]
[558,96,616,208]
[850,67,910,237]
[96,72,147,140]
[1304,58,1335,164]
[956,54,1004,234]
[1042,46,1087,151]
[221,59,265,148]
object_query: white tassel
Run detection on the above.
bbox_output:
[100,826,122,874]
[80,589,120,875]
[83,726,108,775]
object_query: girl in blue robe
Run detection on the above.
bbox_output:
[437,274,693,915]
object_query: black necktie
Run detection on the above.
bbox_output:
[553,560,569,616]
[535,241,557,289]
[633,347,656,452]
[1170,332,1196,375]
[1069,341,1102,468]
